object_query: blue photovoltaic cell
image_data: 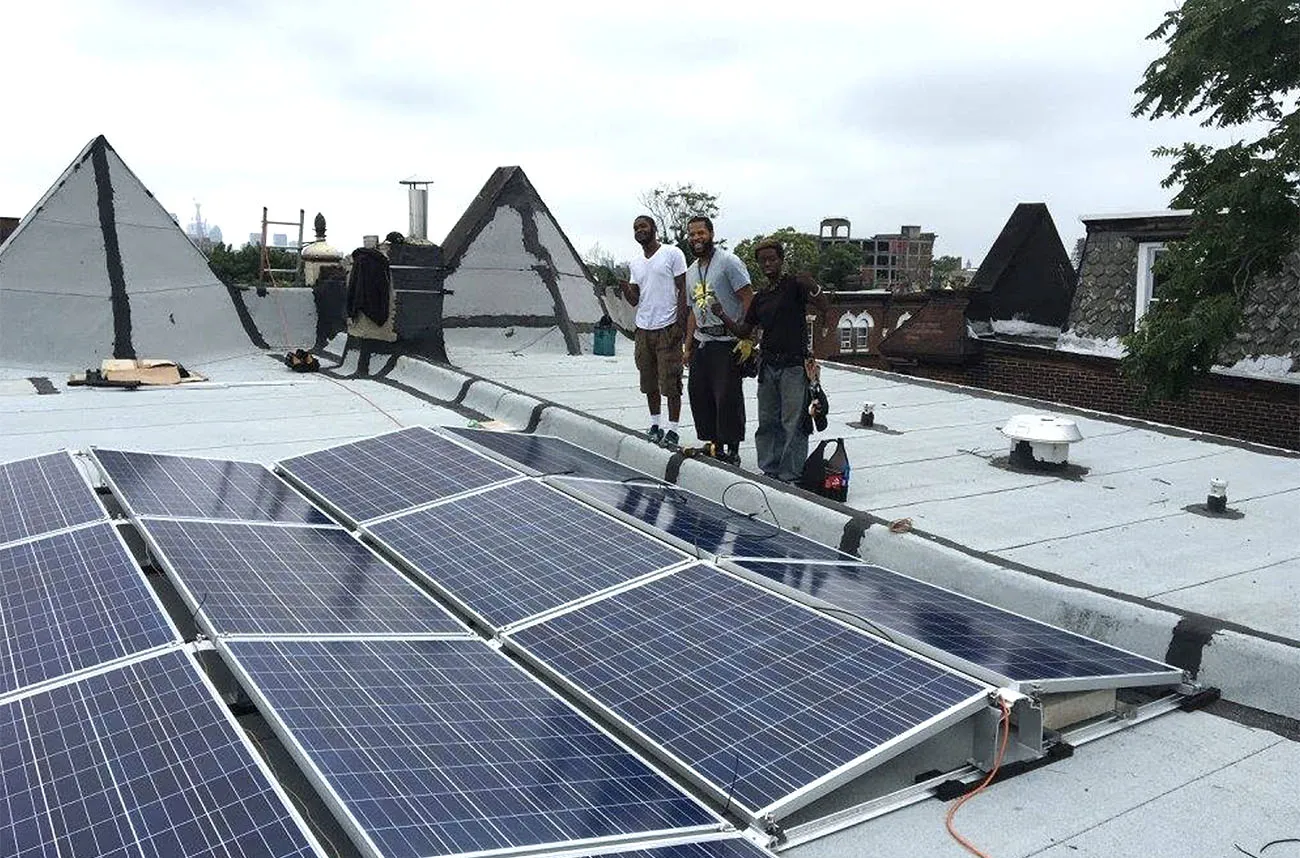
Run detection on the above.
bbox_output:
[0,523,178,697]
[737,559,1182,686]
[142,519,466,636]
[368,480,685,628]
[0,649,320,858]
[445,427,658,482]
[508,563,988,817]
[94,448,331,524]
[598,839,773,858]
[0,452,104,545]
[553,478,851,561]
[278,427,519,523]
[224,638,716,858]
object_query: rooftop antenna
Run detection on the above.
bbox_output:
[399,177,433,242]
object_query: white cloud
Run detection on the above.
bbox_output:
[0,0,1261,269]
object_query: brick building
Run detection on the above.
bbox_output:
[818,218,935,291]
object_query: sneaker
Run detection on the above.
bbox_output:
[646,425,665,444]
[661,429,680,448]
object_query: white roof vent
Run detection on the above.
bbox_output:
[1001,414,1083,468]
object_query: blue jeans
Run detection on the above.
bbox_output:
[755,363,810,481]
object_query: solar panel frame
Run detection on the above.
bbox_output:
[276,427,523,526]
[0,646,326,858]
[723,558,1185,693]
[539,834,775,858]
[0,521,182,702]
[547,477,854,562]
[503,563,993,822]
[0,450,107,547]
[218,637,725,858]
[91,447,333,524]
[363,479,692,631]
[135,517,472,639]
[441,427,663,483]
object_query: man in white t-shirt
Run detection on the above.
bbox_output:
[620,215,688,447]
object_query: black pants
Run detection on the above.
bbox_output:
[688,340,746,444]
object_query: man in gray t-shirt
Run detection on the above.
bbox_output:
[683,216,753,463]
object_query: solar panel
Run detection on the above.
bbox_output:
[552,478,851,561]
[0,523,179,698]
[278,427,520,523]
[0,649,322,858]
[222,638,719,858]
[506,563,989,820]
[444,427,658,482]
[94,448,332,524]
[367,480,686,628]
[0,452,104,546]
[141,519,467,637]
[734,559,1184,690]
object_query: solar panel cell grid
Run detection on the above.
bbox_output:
[444,428,656,482]
[507,563,988,818]
[736,560,1179,685]
[598,839,773,858]
[278,427,520,523]
[0,523,178,698]
[368,480,685,628]
[552,479,850,561]
[141,519,466,636]
[0,452,104,546]
[94,449,331,524]
[224,638,716,858]
[0,650,319,858]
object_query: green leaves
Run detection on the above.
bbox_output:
[1124,0,1300,400]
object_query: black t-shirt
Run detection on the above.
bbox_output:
[743,274,808,358]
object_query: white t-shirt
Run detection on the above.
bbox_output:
[628,243,688,330]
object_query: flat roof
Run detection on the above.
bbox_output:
[1079,209,1195,222]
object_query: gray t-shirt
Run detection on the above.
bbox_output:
[687,248,750,342]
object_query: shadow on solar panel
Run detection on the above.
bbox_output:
[504,563,995,825]
[729,559,1184,694]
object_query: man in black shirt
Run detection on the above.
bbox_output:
[712,238,828,480]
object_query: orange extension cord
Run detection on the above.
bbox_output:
[945,698,1014,858]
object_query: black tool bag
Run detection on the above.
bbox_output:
[801,381,830,435]
[799,438,851,502]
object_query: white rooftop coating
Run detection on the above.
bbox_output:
[1078,209,1195,222]
[2,326,1297,858]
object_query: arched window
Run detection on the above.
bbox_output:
[854,313,872,351]
[837,313,855,353]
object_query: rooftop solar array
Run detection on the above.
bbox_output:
[445,427,658,482]
[141,519,467,637]
[735,559,1183,689]
[552,478,851,561]
[0,649,322,858]
[94,448,332,524]
[0,452,104,545]
[222,637,719,858]
[367,479,686,628]
[278,426,520,523]
[506,563,989,819]
[0,523,179,698]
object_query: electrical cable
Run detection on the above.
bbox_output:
[320,373,404,428]
[721,750,742,818]
[1236,839,1300,858]
[945,698,1013,858]
[509,325,559,356]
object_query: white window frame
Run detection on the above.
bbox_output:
[1135,242,1166,324]
[837,314,855,352]
[854,314,872,351]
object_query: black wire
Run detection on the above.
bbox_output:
[721,750,742,818]
[1236,839,1300,858]
[188,591,210,638]
[721,481,783,541]
[535,468,575,478]
[816,605,897,646]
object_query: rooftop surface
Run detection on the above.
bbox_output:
[2,328,1298,858]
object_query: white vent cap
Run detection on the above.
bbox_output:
[1001,414,1083,444]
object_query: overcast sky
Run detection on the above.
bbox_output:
[1,0,1255,267]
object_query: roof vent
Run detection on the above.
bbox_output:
[1001,414,1082,469]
